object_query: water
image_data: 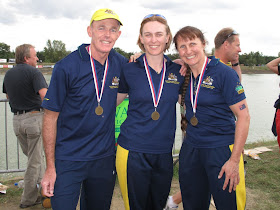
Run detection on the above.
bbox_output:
[0,73,279,170]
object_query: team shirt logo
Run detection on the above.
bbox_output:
[201,76,215,89]
[166,73,180,84]
[110,76,120,89]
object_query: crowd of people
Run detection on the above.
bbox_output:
[2,7,279,210]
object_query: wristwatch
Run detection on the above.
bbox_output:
[232,62,239,66]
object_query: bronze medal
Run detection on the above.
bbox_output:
[95,105,103,115]
[151,111,160,121]
[190,116,198,126]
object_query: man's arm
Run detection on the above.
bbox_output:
[218,99,250,192]
[38,88,48,101]
[266,57,280,74]
[41,109,59,197]
[232,65,242,81]
[231,54,242,81]
[117,93,128,106]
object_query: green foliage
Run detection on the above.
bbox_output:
[114,47,134,59]
[43,39,71,63]
[239,51,277,67]
[0,42,14,59]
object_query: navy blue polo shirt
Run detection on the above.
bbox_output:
[185,56,246,148]
[42,44,128,161]
[117,54,184,154]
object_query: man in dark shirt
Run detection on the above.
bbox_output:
[2,44,48,208]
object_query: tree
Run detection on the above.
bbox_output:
[0,42,12,59]
[43,40,70,62]
[114,47,134,59]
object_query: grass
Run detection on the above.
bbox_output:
[243,141,280,209]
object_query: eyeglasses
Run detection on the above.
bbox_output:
[222,30,238,44]
[143,14,166,20]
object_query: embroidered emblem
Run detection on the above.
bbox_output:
[203,76,213,85]
[235,83,244,94]
[168,73,177,81]
[110,77,119,89]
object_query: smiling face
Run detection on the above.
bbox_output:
[176,36,206,70]
[140,21,170,57]
[87,18,121,56]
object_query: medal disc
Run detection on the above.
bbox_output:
[95,106,103,115]
[190,116,198,126]
[151,111,160,121]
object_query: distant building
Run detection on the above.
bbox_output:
[8,58,15,63]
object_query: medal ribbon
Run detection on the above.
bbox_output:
[143,56,166,109]
[190,57,208,114]
[88,45,109,104]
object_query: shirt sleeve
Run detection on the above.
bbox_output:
[118,67,129,94]
[42,63,68,112]
[33,70,48,94]
[222,68,246,106]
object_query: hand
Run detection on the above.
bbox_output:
[41,167,56,197]
[231,54,239,65]
[218,158,240,193]
[129,52,142,63]
[173,59,186,76]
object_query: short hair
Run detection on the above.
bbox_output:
[137,15,172,52]
[15,44,34,64]
[214,28,239,49]
[173,26,207,50]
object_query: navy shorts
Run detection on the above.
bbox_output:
[51,155,116,210]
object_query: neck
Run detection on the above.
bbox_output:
[89,45,109,65]
[145,54,164,73]
[215,49,228,64]
[191,56,207,78]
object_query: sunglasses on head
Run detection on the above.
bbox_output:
[222,30,238,44]
[143,14,166,20]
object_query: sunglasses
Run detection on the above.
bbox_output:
[222,30,238,44]
[143,14,166,20]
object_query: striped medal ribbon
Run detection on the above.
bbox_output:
[143,55,166,121]
[190,56,208,126]
[88,45,109,116]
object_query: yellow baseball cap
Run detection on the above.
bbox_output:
[90,8,123,26]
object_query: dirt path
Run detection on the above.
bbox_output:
[1,178,256,210]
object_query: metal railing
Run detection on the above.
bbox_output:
[0,98,25,173]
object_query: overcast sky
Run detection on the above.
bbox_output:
[1,0,279,57]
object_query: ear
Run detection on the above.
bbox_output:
[87,26,92,37]
[117,30,122,39]
[139,34,144,44]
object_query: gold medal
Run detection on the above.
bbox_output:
[190,116,198,126]
[151,111,160,121]
[95,105,103,115]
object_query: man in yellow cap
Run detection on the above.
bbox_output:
[40,8,128,209]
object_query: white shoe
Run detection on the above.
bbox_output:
[163,196,178,210]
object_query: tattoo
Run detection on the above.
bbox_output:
[239,104,246,110]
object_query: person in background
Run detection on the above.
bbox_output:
[164,27,243,210]
[214,27,242,80]
[173,26,250,210]
[40,8,128,209]
[267,57,280,152]
[2,44,48,208]
[115,14,184,210]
